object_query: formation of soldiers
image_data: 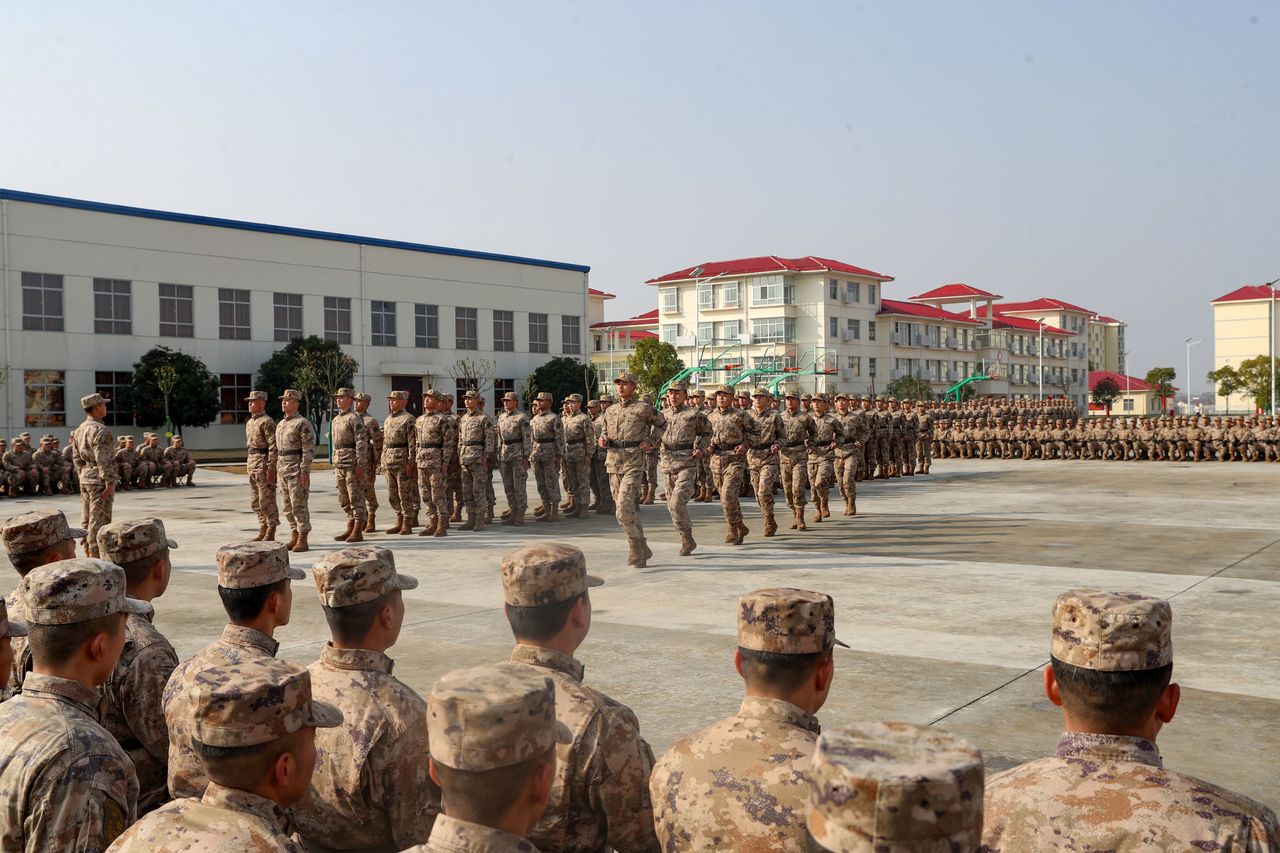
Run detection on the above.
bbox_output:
[0,515,1274,852]
[0,427,196,500]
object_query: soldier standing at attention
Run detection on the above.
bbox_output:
[0,558,148,850]
[779,391,817,530]
[598,373,666,567]
[502,543,660,853]
[707,385,759,546]
[163,435,197,487]
[916,400,935,474]
[70,392,118,558]
[588,397,612,514]
[529,391,565,523]
[748,388,783,537]
[982,589,1280,851]
[560,394,594,519]
[329,388,369,543]
[479,395,500,523]
[650,588,845,852]
[497,391,533,527]
[833,393,867,517]
[96,518,180,813]
[659,382,710,556]
[414,389,453,538]
[806,395,842,523]
[163,541,304,800]
[109,658,342,852]
[381,390,418,535]
[354,393,382,533]
[900,399,920,475]
[440,391,464,525]
[293,546,439,850]
[456,390,495,532]
[244,391,279,542]
[275,389,316,553]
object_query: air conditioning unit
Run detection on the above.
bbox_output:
[840,292,851,304]
[946,337,958,349]
[674,335,696,348]
[739,333,753,345]
[840,331,853,343]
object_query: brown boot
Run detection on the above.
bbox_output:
[724,522,737,543]
[562,498,576,516]
[345,525,364,543]
[364,514,376,533]
[737,521,749,544]
[644,486,655,505]
[501,507,513,520]
[186,474,195,486]
[533,503,547,517]
[459,514,475,531]
[796,507,808,531]
[400,515,415,535]
[679,531,697,556]
[254,524,268,542]
[385,516,403,534]
[500,510,515,526]
[844,498,855,517]
[763,515,777,537]
[576,501,590,519]
[449,505,462,523]
[485,505,494,524]
[642,539,653,560]
[287,529,299,550]
[627,538,647,568]
[560,498,573,511]
[335,520,355,542]
[433,517,447,537]
[419,517,438,536]
[264,526,277,542]
[513,509,525,526]
[820,497,831,519]
[849,498,856,516]
[291,532,309,553]
[789,506,799,530]
[548,504,559,522]
[812,500,824,524]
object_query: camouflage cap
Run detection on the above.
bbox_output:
[784,390,800,400]
[806,722,984,853]
[738,588,848,654]
[565,393,584,404]
[668,381,688,392]
[333,387,354,398]
[216,541,305,589]
[354,392,372,402]
[802,393,813,401]
[280,389,303,401]
[501,542,603,607]
[752,387,773,398]
[812,394,830,404]
[1050,589,1172,671]
[40,434,55,443]
[597,395,616,403]
[244,390,268,402]
[736,388,752,398]
[535,391,553,402]
[80,393,109,408]
[464,390,482,400]
[386,390,409,401]
[20,558,151,625]
[190,658,342,748]
[3,509,86,557]
[613,372,638,384]
[715,384,735,395]
[428,662,568,771]
[97,518,177,565]
[502,392,519,402]
[834,392,849,401]
[312,545,418,607]
[0,599,27,638]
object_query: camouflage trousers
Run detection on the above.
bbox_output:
[80,483,114,554]
[133,460,156,487]
[485,460,496,509]
[807,450,835,495]
[902,435,917,470]
[915,437,931,468]
[334,466,367,525]
[532,456,561,507]
[780,451,809,508]
[591,454,612,510]
[663,464,697,534]
[500,459,529,513]
[609,468,646,538]
[877,436,893,474]
[642,452,659,493]
[561,452,591,505]
[836,449,861,503]
[417,455,448,526]
[247,467,279,528]
[747,454,780,519]
[446,455,461,514]
[710,453,747,524]
[361,461,379,516]
[280,470,311,533]
[860,439,877,479]
[460,460,488,528]
[385,464,418,520]
[6,466,36,491]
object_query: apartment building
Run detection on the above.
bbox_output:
[1211,284,1277,412]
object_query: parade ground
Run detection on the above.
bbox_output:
[2,458,1276,808]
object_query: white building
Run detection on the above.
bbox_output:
[0,189,590,449]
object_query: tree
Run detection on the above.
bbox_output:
[525,357,599,407]
[1091,376,1122,414]
[449,358,496,405]
[1232,355,1280,413]
[1207,366,1243,415]
[256,336,358,425]
[1144,367,1177,413]
[626,338,685,397]
[126,346,220,435]
[884,376,936,401]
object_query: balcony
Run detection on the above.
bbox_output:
[945,336,958,349]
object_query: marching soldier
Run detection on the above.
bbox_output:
[708,385,759,546]
[330,388,370,543]
[415,389,454,537]
[381,390,419,535]
[833,394,867,517]
[70,392,118,558]
[497,391,533,527]
[529,391,565,523]
[806,395,842,523]
[590,397,615,515]
[597,373,666,568]
[275,388,316,553]
[659,382,711,556]
[355,392,383,532]
[244,391,279,542]
[456,390,495,532]
[748,388,783,537]
[560,394,594,519]
[780,391,817,530]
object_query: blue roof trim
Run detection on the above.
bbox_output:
[0,188,591,274]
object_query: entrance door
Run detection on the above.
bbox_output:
[391,376,423,417]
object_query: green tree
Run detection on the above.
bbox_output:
[1232,355,1280,413]
[884,376,936,401]
[1144,367,1177,413]
[1091,376,1122,414]
[256,336,358,425]
[626,338,685,397]
[1206,365,1243,415]
[125,346,220,435]
[525,357,599,407]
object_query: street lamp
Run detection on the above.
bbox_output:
[1266,276,1279,417]
[1185,337,1201,415]
[1121,350,1131,411]
[1037,318,1046,401]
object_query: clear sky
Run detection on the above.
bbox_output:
[4,2,1276,388]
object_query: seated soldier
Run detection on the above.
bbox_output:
[163,435,197,486]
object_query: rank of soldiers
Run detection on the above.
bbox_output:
[0,512,1273,852]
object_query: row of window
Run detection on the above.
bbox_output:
[20,273,582,353]
[829,317,879,342]
[661,276,880,314]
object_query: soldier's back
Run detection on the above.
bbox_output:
[107,783,304,852]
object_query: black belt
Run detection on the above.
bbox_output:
[750,443,773,451]
[387,443,408,449]
[421,441,444,448]
[566,438,584,445]
[710,444,741,453]
[784,440,806,447]
[280,449,303,456]
[334,443,355,449]
[247,447,269,454]
[462,440,485,446]
[536,438,557,444]
[663,443,693,451]
[609,440,642,448]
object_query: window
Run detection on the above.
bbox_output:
[847,282,860,303]
[95,371,132,426]
[324,296,352,344]
[561,316,581,354]
[158,284,195,337]
[848,319,860,340]
[371,300,397,347]
[868,320,877,341]
[529,313,549,353]
[697,322,714,344]
[219,374,253,425]
[21,272,63,331]
[456,307,478,350]
[722,281,739,308]
[415,304,439,348]
[868,357,877,377]
[661,324,681,344]
[698,284,715,310]
[829,317,840,338]
[93,278,132,335]
[1123,398,1135,412]
[218,288,251,340]
[868,284,878,304]
[274,293,303,341]
[494,378,515,410]
[24,370,65,427]
[847,356,861,376]
[751,317,794,343]
[493,310,514,352]
[722,319,742,341]
[1071,368,1079,384]
[751,274,792,306]
[661,288,680,313]
[829,279,840,300]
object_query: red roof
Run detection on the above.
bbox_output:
[646,255,893,284]
[1213,285,1275,304]
[991,315,1070,335]
[996,297,1094,315]
[1093,315,1122,325]
[910,283,1002,300]
[629,330,657,340]
[878,299,982,324]
[1089,370,1160,393]
[588,287,616,300]
[590,308,659,329]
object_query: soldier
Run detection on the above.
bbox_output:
[651,588,845,851]
[142,433,169,488]
[293,546,439,850]
[354,392,383,532]
[31,434,61,495]
[439,391,463,525]
[598,373,666,567]
[590,396,616,515]
[330,388,370,543]
[529,391,565,523]
[982,589,1280,851]
[780,392,817,530]
[560,394,594,519]
[479,395,500,523]
[502,542,660,852]
[381,390,419,535]
[275,389,316,553]
[642,399,661,506]
[0,601,23,703]
[805,722,984,853]
[163,540,304,800]
[70,392,118,558]
[411,664,561,853]
[109,658,342,852]
[833,394,867,517]
[60,437,80,491]
[456,390,496,532]
[659,382,710,556]
[415,389,455,537]
[3,437,38,496]
[96,518,180,813]
[131,435,156,489]
[708,385,759,545]
[690,389,715,503]
[874,397,893,478]
[496,391,533,527]
[163,435,197,486]
[0,558,148,850]
[115,436,138,490]
[915,400,934,474]
[748,388,784,536]
[806,395,842,523]
[244,390,279,541]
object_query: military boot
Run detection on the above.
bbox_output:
[291,532,309,553]
[433,517,448,537]
[560,498,573,511]
[485,505,494,524]
[643,486,655,505]
[627,538,646,568]
[533,503,547,517]
[562,497,577,517]
[763,514,777,537]
[500,510,515,526]
[419,517,439,536]
[796,506,808,531]
[345,524,364,543]
[364,513,376,533]
[733,521,749,546]
[501,507,513,520]
[789,505,799,530]
[399,515,416,535]
[335,520,355,542]
[820,497,831,519]
[812,498,824,524]
[287,529,299,550]
[678,531,697,556]
[385,516,403,534]
[547,504,559,522]
[576,501,590,519]
[449,504,462,523]
[512,509,526,526]
[458,512,475,531]
[264,525,277,542]
[254,524,268,542]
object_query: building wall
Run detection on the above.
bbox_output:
[1087,320,1126,374]
[0,198,589,448]
[1088,388,1165,417]
[1212,298,1275,413]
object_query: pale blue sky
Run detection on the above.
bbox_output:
[4,2,1276,386]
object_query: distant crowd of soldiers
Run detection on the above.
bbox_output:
[0,429,196,499]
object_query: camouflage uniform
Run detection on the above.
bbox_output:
[110,657,342,853]
[276,392,316,541]
[3,440,38,495]
[70,394,118,556]
[415,392,454,536]
[0,559,149,851]
[659,389,711,553]
[162,438,196,485]
[806,399,842,520]
[497,394,533,523]
[293,547,439,850]
[590,400,615,514]
[455,394,496,531]
[983,589,1280,852]
[381,392,419,532]
[708,389,760,544]
[502,543,660,853]
[833,398,868,517]
[330,390,370,532]
[650,589,845,852]
[163,541,304,800]
[31,437,61,495]
[916,406,934,473]
[245,392,280,533]
[140,436,168,488]
[0,601,24,703]
[529,393,565,517]
[747,390,784,536]
[114,440,138,489]
[97,518,180,813]
[356,394,383,527]
[599,378,666,562]
[780,399,817,527]
[561,396,595,518]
